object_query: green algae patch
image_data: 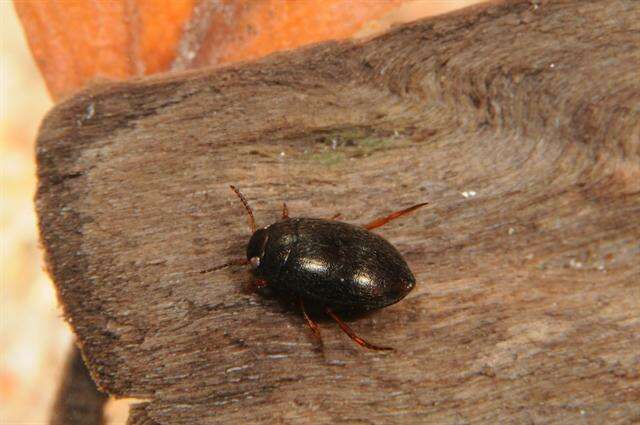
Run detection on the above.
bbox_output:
[308,151,346,166]
[304,130,405,168]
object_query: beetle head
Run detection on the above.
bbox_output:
[246,227,268,270]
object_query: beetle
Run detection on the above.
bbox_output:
[205,185,427,351]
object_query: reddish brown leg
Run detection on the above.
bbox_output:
[363,202,429,231]
[328,212,342,220]
[254,279,268,289]
[325,307,393,351]
[282,202,290,219]
[300,298,322,342]
[200,258,249,274]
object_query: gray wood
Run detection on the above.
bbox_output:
[36,0,640,423]
[50,347,108,425]
[127,403,160,425]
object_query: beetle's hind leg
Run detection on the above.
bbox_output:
[363,202,428,230]
[282,202,289,220]
[299,298,322,343]
[325,307,393,351]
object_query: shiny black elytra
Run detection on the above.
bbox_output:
[206,185,427,351]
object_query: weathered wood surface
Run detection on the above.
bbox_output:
[36,0,640,423]
[127,403,160,425]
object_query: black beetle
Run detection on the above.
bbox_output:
[205,185,427,351]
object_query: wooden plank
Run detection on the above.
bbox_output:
[36,0,640,423]
[49,347,108,425]
[127,403,160,425]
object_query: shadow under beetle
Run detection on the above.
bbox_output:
[205,185,427,351]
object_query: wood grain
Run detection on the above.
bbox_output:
[127,403,160,425]
[36,0,640,423]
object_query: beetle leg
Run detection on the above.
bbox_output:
[282,202,289,219]
[325,307,393,351]
[254,279,268,288]
[299,298,322,342]
[200,258,249,274]
[362,202,429,230]
[319,212,341,220]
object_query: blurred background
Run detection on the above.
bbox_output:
[1,3,70,424]
[1,1,480,423]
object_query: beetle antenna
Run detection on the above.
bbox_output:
[200,258,249,274]
[230,185,257,233]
